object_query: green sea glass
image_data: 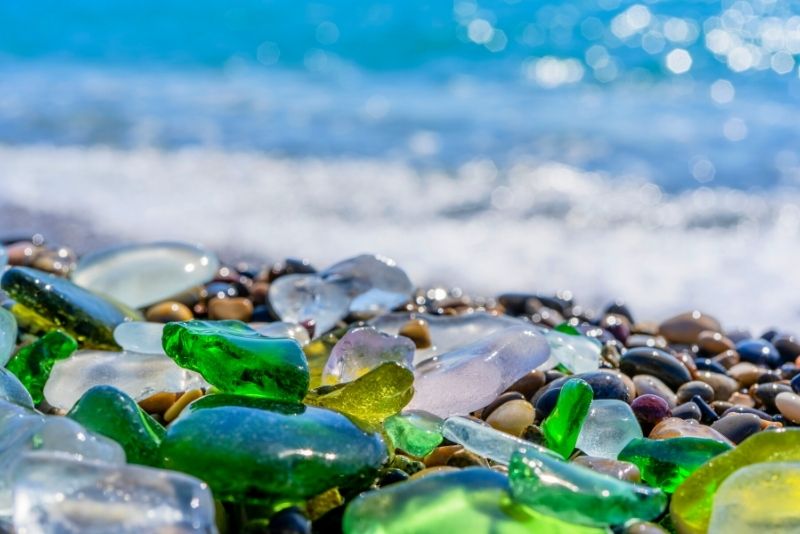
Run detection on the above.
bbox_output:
[618,437,732,493]
[541,378,593,458]
[384,411,443,457]
[67,385,165,466]
[1,267,139,349]
[5,331,77,403]
[162,320,309,402]
[160,394,388,503]
[305,362,414,423]
[343,468,606,534]
[671,428,800,534]
[508,447,667,526]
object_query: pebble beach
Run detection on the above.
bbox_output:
[1,237,800,533]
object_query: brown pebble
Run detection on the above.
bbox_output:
[146,301,194,323]
[658,310,721,345]
[423,445,463,467]
[138,392,178,414]
[624,521,669,534]
[6,241,37,266]
[249,281,269,305]
[163,389,203,423]
[446,449,489,468]
[625,335,668,350]
[632,322,659,336]
[573,456,641,482]
[633,374,677,408]
[505,370,547,399]
[485,399,535,437]
[481,391,526,420]
[694,371,739,401]
[711,349,740,369]
[649,417,733,445]
[207,297,253,321]
[697,330,735,355]
[398,319,432,349]
[728,391,755,407]
[728,362,761,387]
[676,381,715,404]
[409,466,458,480]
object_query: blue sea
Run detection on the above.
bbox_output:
[2,0,800,330]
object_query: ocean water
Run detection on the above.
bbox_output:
[1,0,800,331]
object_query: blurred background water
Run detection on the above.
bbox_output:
[1,0,800,330]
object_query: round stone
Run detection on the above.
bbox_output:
[620,348,692,390]
[207,297,253,322]
[485,399,535,437]
[648,417,733,444]
[710,413,762,444]
[697,330,735,355]
[631,394,671,426]
[633,375,677,407]
[573,456,641,483]
[775,391,800,423]
[658,311,721,345]
[146,301,194,323]
[677,381,715,404]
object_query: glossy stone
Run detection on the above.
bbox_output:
[620,348,691,390]
[343,468,604,534]
[384,411,443,457]
[6,331,77,404]
[406,325,550,418]
[268,274,350,336]
[577,400,642,459]
[45,350,208,411]
[113,321,165,354]
[322,254,413,314]
[145,300,193,323]
[670,428,800,533]
[573,456,641,482]
[658,311,721,345]
[618,437,731,493]
[0,369,34,408]
[736,338,781,367]
[709,413,762,444]
[305,362,414,423]
[71,242,219,309]
[535,371,631,417]
[508,447,667,526]
[633,375,677,407]
[322,326,414,385]
[2,267,139,349]
[0,308,17,366]
[542,379,593,458]
[648,417,732,444]
[631,394,671,427]
[12,451,215,533]
[485,399,535,437]
[752,381,793,411]
[775,391,800,423]
[163,320,309,401]
[708,462,800,534]
[161,395,388,502]
[676,381,714,404]
[68,385,166,466]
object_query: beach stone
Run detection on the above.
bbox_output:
[67,385,165,467]
[624,521,669,534]
[649,417,732,444]
[509,447,667,527]
[113,321,165,354]
[671,402,702,421]
[161,395,388,502]
[618,437,731,493]
[0,308,17,367]
[696,330,734,355]
[505,370,547,399]
[71,242,219,309]
[44,350,208,411]
[690,395,719,425]
[625,334,667,350]
[486,399,535,437]
[658,311,721,345]
[145,300,193,322]
[12,451,215,533]
[322,326,414,386]
[728,362,761,387]
[752,382,793,411]
[423,445,463,467]
[631,394,671,427]
[1,267,139,349]
[710,413,762,444]
[343,468,605,534]
[163,320,309,401]
[773,334,800,362]
[577,399,642,459]
[384,411,443,457]
[676,381,714,404]
[727,391,755,407]
[481,392,525,420]
[398,318,432,349]
[306,362,414,424]
[535,371,631,417]
[708,462,800,534]
[207,296,253,321]
[321,254,413,314]
[775,391,800,423]
[268,274,350,337]
[573,456,640,482]
[711,349,739,369]
[0,368,34,408]
[694,371,738,401]
[5,331,77,404]
[633,375,677,407]
[407,325,550,418]
[620,348,691,390]
[671,429,800,533]
[736,338,781,367]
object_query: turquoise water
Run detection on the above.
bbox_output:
[2,1,800,330]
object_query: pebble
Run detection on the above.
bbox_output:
[696,330,735,355]
[633,375,677,407]
[504,370,547,399]
[573,456,641,482]
[671,402,702,421]
[145,300,194,322]
[423,445,463,467]
[207,296,253,321]
[773,333,800,362]
[620,348,691,390]
[710,413,762,444]
[775,391,800,423]
[480,391,526,420]
[710,349,739,369]
[676,381,715,404]
[649,417,733,444]
[693,371,739,401]
[728,362,761,387]
[398,318,432,349]
[658,311,721,345]
[631,394,671,427]
[751,382,793,412]
[535,371,631,417]
[163,388,203,423]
